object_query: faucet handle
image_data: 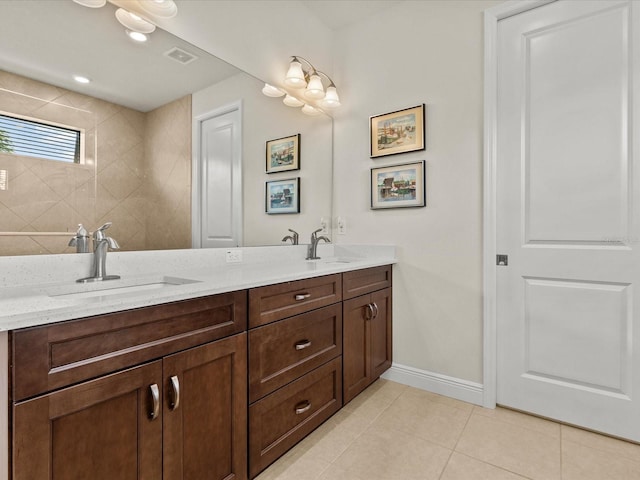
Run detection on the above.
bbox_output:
[94,222,112,240]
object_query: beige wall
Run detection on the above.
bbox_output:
[333,0,501,383]
[0,70,191,255]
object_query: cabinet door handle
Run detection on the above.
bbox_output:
[365,303,374,320]
[295,400,311,414]
[168,375,180,411]
[295,293,311,301]
[295,339,312,350]
[149,383,160,420]
[371,302,379,319]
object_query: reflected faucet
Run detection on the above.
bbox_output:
[306,228,330,260]
[282,229,299,245]
[68,224,90,253]
[77,223,121,283]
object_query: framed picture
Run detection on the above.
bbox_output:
[266,134,300,173]
[370,104,425,158]
[371,161,425,209]
[266,178,300,214]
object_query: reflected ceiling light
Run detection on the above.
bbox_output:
[72,0,106,7]
[126,30,149,42]
[115,8,156,34]
[138,0,178,19]
[280,56,341,110]
[301,104,321,116]
[283,95,305,107]
[73,75,91,84]
[262,83,285,98]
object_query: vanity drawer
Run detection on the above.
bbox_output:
[342,265,392,300]
[12,291,247,401]
[248,274,342,328]
[248,303,342,403]
[248,357,342,478]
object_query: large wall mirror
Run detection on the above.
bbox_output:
[0,0,333,256]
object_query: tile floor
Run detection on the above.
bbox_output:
[255,379,640,480]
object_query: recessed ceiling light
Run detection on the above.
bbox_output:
[126,30,149,42]
[73,75,91,84]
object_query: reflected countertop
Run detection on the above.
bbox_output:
[0,244,396,331]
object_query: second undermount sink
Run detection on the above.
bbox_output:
[46,276,200,301]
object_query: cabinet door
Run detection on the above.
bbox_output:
[163,333,247,480]
[343,294,372,404]
[343,288,393,405]
[13,361,163,480]
[370,288,392,380]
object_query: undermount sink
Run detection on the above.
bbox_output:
[46,276,200,301]
[308,257,355,265]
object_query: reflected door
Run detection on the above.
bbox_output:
[193,102,242,248]
[496,0,640,441]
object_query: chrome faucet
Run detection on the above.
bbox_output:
[77,223,121,283]
[282,229,299,245]
[306,228,330,260]
[68,224,90,253]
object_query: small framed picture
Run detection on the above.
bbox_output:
[266,134,300,173]
[371,161,425,209]
[370,104,425,158]
[266,178,300,214]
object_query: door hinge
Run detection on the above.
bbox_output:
[496,254,508,266]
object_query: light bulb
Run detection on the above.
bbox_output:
[321,86,341,108]
[284,60,306,88]
[262,83,285,97]
[138,0,178,18]
[283,95,305,107]
[301,104,321,116]
[304,73,325,99]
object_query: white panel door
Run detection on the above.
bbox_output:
[496,0,640,441]
[194,104,242,249]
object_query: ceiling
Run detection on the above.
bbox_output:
[0,0,402,112]
[0,0,240,112]
[301,0,402,30]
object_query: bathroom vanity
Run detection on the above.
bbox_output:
[0,245,395,479]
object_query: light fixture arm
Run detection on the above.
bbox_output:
[290,56,337,87]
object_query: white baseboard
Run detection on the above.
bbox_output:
[381,363,484,406]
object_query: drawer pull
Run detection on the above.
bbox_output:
[149,383,160,420]
[371,302,379,319]
[295,339,312,350]
[295,400,312,414]
[168,375,180,411]
[295,293,311,301]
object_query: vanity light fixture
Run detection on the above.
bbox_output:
[282,94,305,107]
[301,104,321,116]
[262,83,285,98]
[115,8,156,34]
[282,56,341,110]
[72,0,106,7]
[138,0,178,19]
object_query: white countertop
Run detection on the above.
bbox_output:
[0,244,396,331]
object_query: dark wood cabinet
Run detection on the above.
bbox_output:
[11,294,248,480]
[164,333,247,480]
[343,266,392,405]
[13,361,164,480]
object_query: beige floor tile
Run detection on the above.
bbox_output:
[561,425,640,462]
[331,424,451,480]
[372,387,472,448]
[342,378,408,419]
[440,452,530,480]
[292,408,377,463]
[253,448,331,480]
[455,412,561,480]
[562,439,640,480]
[473,405,561,438]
